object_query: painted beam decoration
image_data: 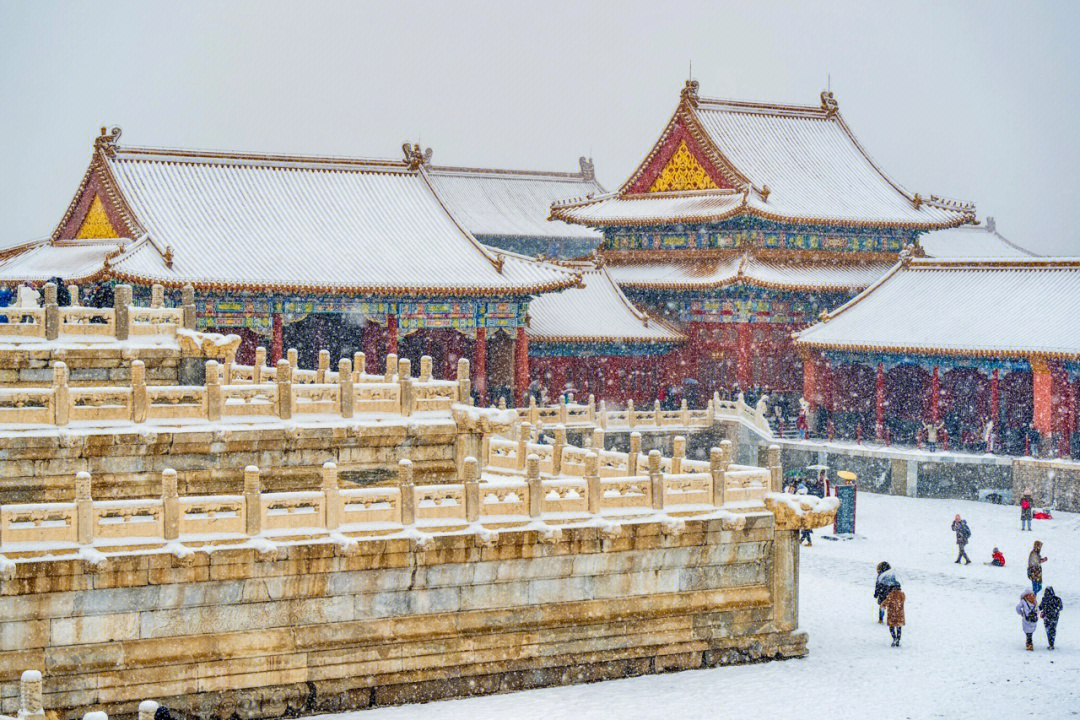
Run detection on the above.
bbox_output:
[194,294,528,335]
[605,223,917,253]
[627,287,848,325]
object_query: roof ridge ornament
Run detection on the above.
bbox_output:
[402,142,432,171]
[985,216,996,232]
[759,184,771,202]
[681,79,700,108]
[819,90,838,118]
[579,156,595,181]
[95,126,122,158]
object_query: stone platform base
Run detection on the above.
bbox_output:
[170,631,808,719]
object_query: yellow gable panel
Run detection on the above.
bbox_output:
[648,141,719,193]
[75,196,120,239]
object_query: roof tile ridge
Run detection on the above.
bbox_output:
[797,259,906,334]
[597,263,657,325]
[696,96,829,117]
[417,166,508,272]
[428,164,597,181]
[115,145,411,171]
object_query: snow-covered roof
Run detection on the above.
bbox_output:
[794,257,1080,359]
[29,138,578,297]
[0,239,123,283]
[605,252,893,291]
[918,217,1038,258]
[552,84,975,230]
[527,263,684,344]
[426,161,604,240]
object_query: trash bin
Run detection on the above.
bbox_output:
[833,470,857,534]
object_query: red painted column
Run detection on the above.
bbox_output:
[444,329,463,380]
[990,368,1000,445]
[802,353,818,413]
[736,322,753,390]
[875,362,885,440]
[270,313,284,365]
[473,327,487,405]
[514,327,529,406]
[930,365,941,424]
[386,314,399,362]
[1032,357,1052,441]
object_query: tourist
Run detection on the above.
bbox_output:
[951,514,971,565]
[796,408,808,439]
[923,420,944,452]
[1027,541,1046,595]
[0,284,11,324]
[983,419,995,453]
[1017,590,1039,651]
[1019,489,1033,531]
[796,482,812,546]
[880,582,905,647]
[1039,587,1063,650]
[873,561,893,623]
[990,547,1005,567]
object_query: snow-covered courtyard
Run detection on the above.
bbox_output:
[323,491,1079,720]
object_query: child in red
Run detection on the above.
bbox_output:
[991,548,1005,567]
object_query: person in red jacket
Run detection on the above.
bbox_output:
[990,547,1005,567]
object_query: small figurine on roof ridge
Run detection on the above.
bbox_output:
[95,126,122,157]
[820,90,838,117]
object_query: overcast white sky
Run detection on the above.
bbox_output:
[2,0,1078,254]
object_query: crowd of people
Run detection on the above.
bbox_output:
[874,492,1065,651]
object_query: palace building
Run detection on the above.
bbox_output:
[550,81,976,406]
[794,256,1079,458]
[0,131,590,405]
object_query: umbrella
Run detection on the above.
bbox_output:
[837,470,857,481]
[805,464,830,471]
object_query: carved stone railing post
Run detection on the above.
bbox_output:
[53,362,70,426]
[648,450,664,511]
[768,444,783,493]
[592,427,605,452]
[18,669,45,720]
[338,359,354,418]
[419,355,433,383]
[205,360,223,422]
[527,395,537,425]
[286,348,298,370]
[75,471,93,545]
[707,398,715,425]
[131,360,147,423]
[654,399,663,427]
[322,461,341,531]
[254,347,267,381]
[558,396,568,425]
[68,284,80,307]
[552,425,566,475]
[672,435,685,474]
[276,359,293,420]
[315,350,329,383]
[243,466,261,536]
[398,459,415,526]
[43,283,59,340]
[681,398,690,426]
[719,438,733,472]
[627,399,635,428]
[181,284,196,330]
[588,394,595,421]
[710,447,725,508]
[353,352,366,378]
[114,284,132,341]
[463,456,479,523]
[628,431,641,476]
[162,468,179,540]
[150,283,164,309]
[457,357,471,404]
[384,353,398,382]
[138,701,160,720]
[517,422,532,471]
[398,357,413,417]
[585,451,600,514]
[598,400,608,430]
[526,454,542,518]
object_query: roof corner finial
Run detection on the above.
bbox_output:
[579,156,595,181]
[820,90,838,118]
[759,184,771,202]
[163,245,174,269]
[985,216,996,232]
[95,126,122,157]
[912,193,922,210]
[899,242,915,265]
[681,78,699,107]
[402,141,432,171]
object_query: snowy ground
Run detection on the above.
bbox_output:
[318,492,1080,720]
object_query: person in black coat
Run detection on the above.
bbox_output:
[873,561,893,624]
[1039,586,1063,650]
